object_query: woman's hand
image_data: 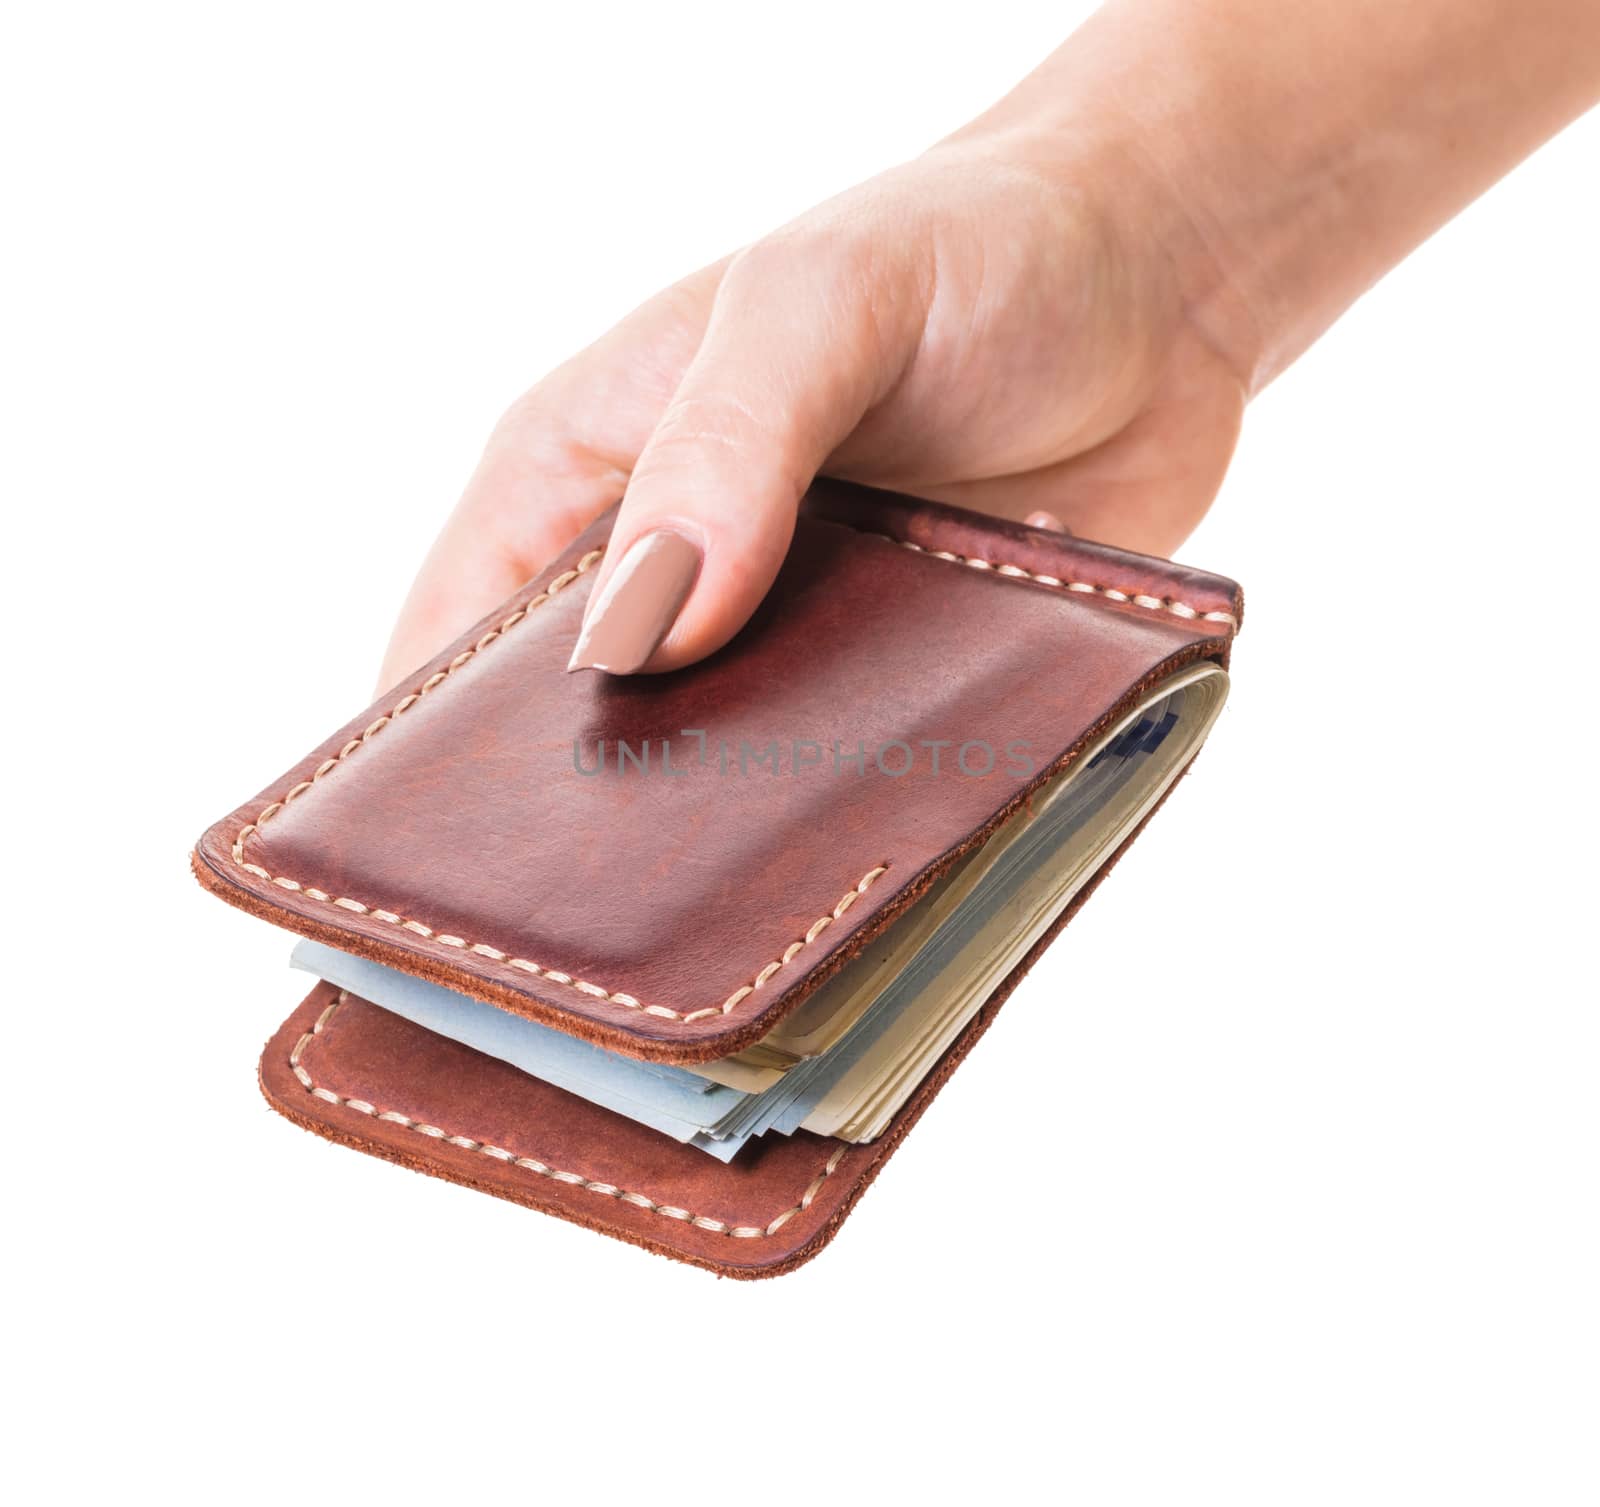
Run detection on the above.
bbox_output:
[379,0,1600,687]
[378,127,1249,684]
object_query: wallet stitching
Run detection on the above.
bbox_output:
[293,991,846,1239]
[231,546,606,872]
[230,521,1230,1026]
[243,853,889,1023]
[228,539,888,1024]
[848,527,1240,628]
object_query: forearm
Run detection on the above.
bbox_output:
[957,0,1600,391]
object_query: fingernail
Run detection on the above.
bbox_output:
[567,528,702,674]
[1024,510,1069,533]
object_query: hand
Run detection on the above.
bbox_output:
[378,130,1248,685]
[379,0,1600,687]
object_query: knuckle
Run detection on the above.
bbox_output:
[722,217,874,301]
[634,402,753,477]
[486,389,590,479]
[490,385,551,448]
[717,239,801,306]
[718,204,917,373]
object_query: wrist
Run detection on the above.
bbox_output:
[1072,120,1275,400]
[963,0,1600,396]
[941,107,1271,400]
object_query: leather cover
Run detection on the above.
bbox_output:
[194,480,1243,1276]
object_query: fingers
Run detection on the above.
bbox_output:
[918,345,1246,559]
[376,266,724,692]
[1024,510,1069,533]
[568,238,921,674]
[376,434,620,694]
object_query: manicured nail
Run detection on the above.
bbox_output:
[567,528,702,674]
[1024,510,1069,533]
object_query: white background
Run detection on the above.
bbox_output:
[6,3,1596,1502]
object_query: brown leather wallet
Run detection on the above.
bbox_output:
[193,480,1242,1277]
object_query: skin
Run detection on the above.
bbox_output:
[379,0,1600,690]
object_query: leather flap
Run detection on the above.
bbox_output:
[196,482,1240,1063]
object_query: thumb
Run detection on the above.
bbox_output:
[567,242,910,674]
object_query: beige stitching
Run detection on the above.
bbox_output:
[247,850,888,1023]
[230,548,605,873]
[851,528,1239,628]
[234,516,1229,1025]
[293,992,846,1239]
[228,539,888,1024]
